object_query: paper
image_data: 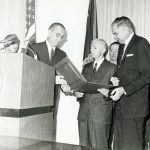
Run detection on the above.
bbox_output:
[54,57,114,93]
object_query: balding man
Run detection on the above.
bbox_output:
[26,22,68,141]
[75,39,116,149]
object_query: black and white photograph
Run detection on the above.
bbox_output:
[0,0,150,150]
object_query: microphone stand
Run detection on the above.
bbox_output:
[22,40,38,60]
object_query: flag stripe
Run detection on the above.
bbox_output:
[25,0,36,42]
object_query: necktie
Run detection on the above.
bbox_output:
[50,48,55,63]
[120,44,125,60]
[93,63,97,73]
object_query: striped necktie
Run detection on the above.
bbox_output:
[121,44,126,60]
[93,63,97,73]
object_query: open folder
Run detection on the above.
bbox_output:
[53,57,114,94]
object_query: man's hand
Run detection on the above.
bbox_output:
[110,77,119,86]
[61,84,73,93]
[74,92,84,98]
[97,88,109,97]
[55,75,67,85]
[110,87,125,101]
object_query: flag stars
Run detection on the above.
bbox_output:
[26,0,36,41]
[28,0,32,3]
[28,6,31,11]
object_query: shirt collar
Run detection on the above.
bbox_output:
[46,39,55,52]
[93,58,104,70]
[124,32,134,47]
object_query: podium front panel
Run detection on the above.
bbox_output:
[0,53,55,141]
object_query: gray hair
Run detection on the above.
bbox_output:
[92,39,108,57]
[48,22,65,31]
[111,16,136,33]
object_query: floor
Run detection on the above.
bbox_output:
[0,135,99,150]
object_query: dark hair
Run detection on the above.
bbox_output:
[111,16,136,33]
[109,41,120,48]
[48,22,65,31]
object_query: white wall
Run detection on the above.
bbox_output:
[36,0,89,145]
[96,0,150,46]
[0,0,26,49]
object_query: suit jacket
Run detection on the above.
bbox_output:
[27,41,66,66]
[27,41,67,117]
[78,59,116,124]
[115,34,150,118]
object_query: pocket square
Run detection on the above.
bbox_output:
[126,54,134,57]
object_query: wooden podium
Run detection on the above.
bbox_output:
[0,53,55,141]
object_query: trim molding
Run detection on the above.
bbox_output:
[0,106,53,118]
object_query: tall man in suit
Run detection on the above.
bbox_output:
[144,89,150,150]
[110,16,150,150]
[26,22,68,140]
[75,39,116,149]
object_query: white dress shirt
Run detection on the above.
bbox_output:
[46,39,55,59]
[93,58,104,71]
[122,32,134,57]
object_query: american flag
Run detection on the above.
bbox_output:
[83,0,98,60]
[25,0,36,43]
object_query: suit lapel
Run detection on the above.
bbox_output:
[52,47,67,66]
[41,43,59,66]
[92,59,106,78]
[52,48,61,66]
[36,41,51,65]
[96,59,106,70]
[83,62,95,81]
[121,34,137,62]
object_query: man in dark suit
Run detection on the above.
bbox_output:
[144,88,150,150]
[145,115,150,150]
[26,22,68,141]
[110,16,150,150]
[75,39,116,149]
[27,22,67,66]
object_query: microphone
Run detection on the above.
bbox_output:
[23,40,38,60]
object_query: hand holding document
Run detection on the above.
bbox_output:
[97,88,109,97]
[55,75,67,85]
[74,92,84,98]
[110,87,125,101]
[54,57,115,93]
[110,77,119,86]
[61,84,73,93]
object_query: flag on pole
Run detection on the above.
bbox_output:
[25,0,36,43]
[83,0,98,60]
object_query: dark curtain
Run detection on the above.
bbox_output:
[83,0,98,60]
